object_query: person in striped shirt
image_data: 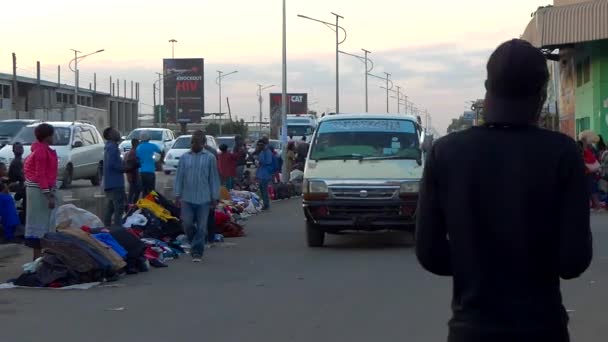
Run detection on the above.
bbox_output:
[174,130,221,262]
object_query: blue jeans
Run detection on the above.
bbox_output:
[104,188,126,228]
[180,201,210,257]
[259,179,270,209]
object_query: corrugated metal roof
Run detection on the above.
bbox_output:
[522,0,608,48]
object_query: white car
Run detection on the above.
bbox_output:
[0,121,104,188]
[119,128,176,162]
[163,135,217,174]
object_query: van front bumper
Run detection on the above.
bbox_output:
[303,197,418,231]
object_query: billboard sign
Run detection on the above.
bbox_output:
[269,93,308,137]
[163,58,204,123]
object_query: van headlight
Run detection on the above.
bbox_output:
[303,179,328,200]
[399,181,420,195]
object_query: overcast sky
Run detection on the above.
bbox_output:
[2,0,546,133]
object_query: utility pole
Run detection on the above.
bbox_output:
[332,12,343,114]
[396,86,401,113]
[384,72,391,113]
[169,39,178,59]
[71,49,80,120]
[281,0,289,181]
[218,70,222,135]
[12,53,18,119]
[153,83,157,126]
[363,49,371,112]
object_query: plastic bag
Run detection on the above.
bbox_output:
[54,204,103,230]
[290,169,304,182]
[123,211,148,228]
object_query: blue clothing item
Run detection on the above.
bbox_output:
[93,233,128,259]
[256,148,274,181]
[259,179,270,210]
[0,193,20,240]
[174,150,221,205]
[181,201,210,257]
[136,142,161,174]
[103,142,125,191]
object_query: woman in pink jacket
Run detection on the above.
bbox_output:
[24,123,58,259]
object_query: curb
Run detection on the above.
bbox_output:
[0,244,22,260]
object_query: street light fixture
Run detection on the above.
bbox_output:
[257,84,275,133]
[339,49,373,112]
[216,70,238,135]
[169,39,178,58]
[298,12,346,113]
[69,48,105,121]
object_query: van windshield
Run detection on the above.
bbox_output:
[287,125,313,137]
[310,119,419,160]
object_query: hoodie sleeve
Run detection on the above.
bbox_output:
[558,141,593,279]
[415,144,452,276]
[109,144,124,173]
[36,149,52,193]
[208,155,221,202]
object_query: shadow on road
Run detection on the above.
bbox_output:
[323,231,415,250]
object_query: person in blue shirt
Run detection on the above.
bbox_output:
[102,127,125,228]
[136,131,161,196]
[255,139,273,210]
[174,130,220,262]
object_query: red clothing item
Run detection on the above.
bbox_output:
[24,141,58,193]
[218,152,238,178]
[583,148,597,164]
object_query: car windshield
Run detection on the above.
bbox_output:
[309,119,420,160]
[0,122,31,137]
[127,130,163,141]
[171,137,192,149]
[12,126,71,146]
[287,125,313,137]
[216,137,236,149]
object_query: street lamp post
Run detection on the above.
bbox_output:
[384,72,391,113]
[298,12,346,114]
[257,84,274,134]
[216,70,238,135]
[169,39,178,58]
[281,0,288,182]
[339,49,374,112]
[69,48,104,121]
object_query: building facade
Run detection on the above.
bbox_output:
[0,73,139,135]
[522,0,608,139]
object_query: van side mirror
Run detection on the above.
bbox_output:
[72,141,84,148]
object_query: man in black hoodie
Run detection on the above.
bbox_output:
[416,39,592,342]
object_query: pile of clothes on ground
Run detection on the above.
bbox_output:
[2,189,264,289]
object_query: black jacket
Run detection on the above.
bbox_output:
[416,124,592,338]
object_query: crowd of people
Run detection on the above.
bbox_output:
[578,131,608,211]
[0,122,308,264]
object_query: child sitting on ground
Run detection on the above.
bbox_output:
[0,182,20,242]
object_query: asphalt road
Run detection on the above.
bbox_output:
[1,199,607,342]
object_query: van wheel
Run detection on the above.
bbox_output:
[306,221,325,247]
[90,162,103,186]
[62,164,73,188]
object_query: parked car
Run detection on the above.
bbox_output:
[119,128,176,163]
[0,121,105,188]
[163,135,217,174]
[0,119,41,147]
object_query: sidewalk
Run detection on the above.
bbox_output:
[0,243,30,283]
